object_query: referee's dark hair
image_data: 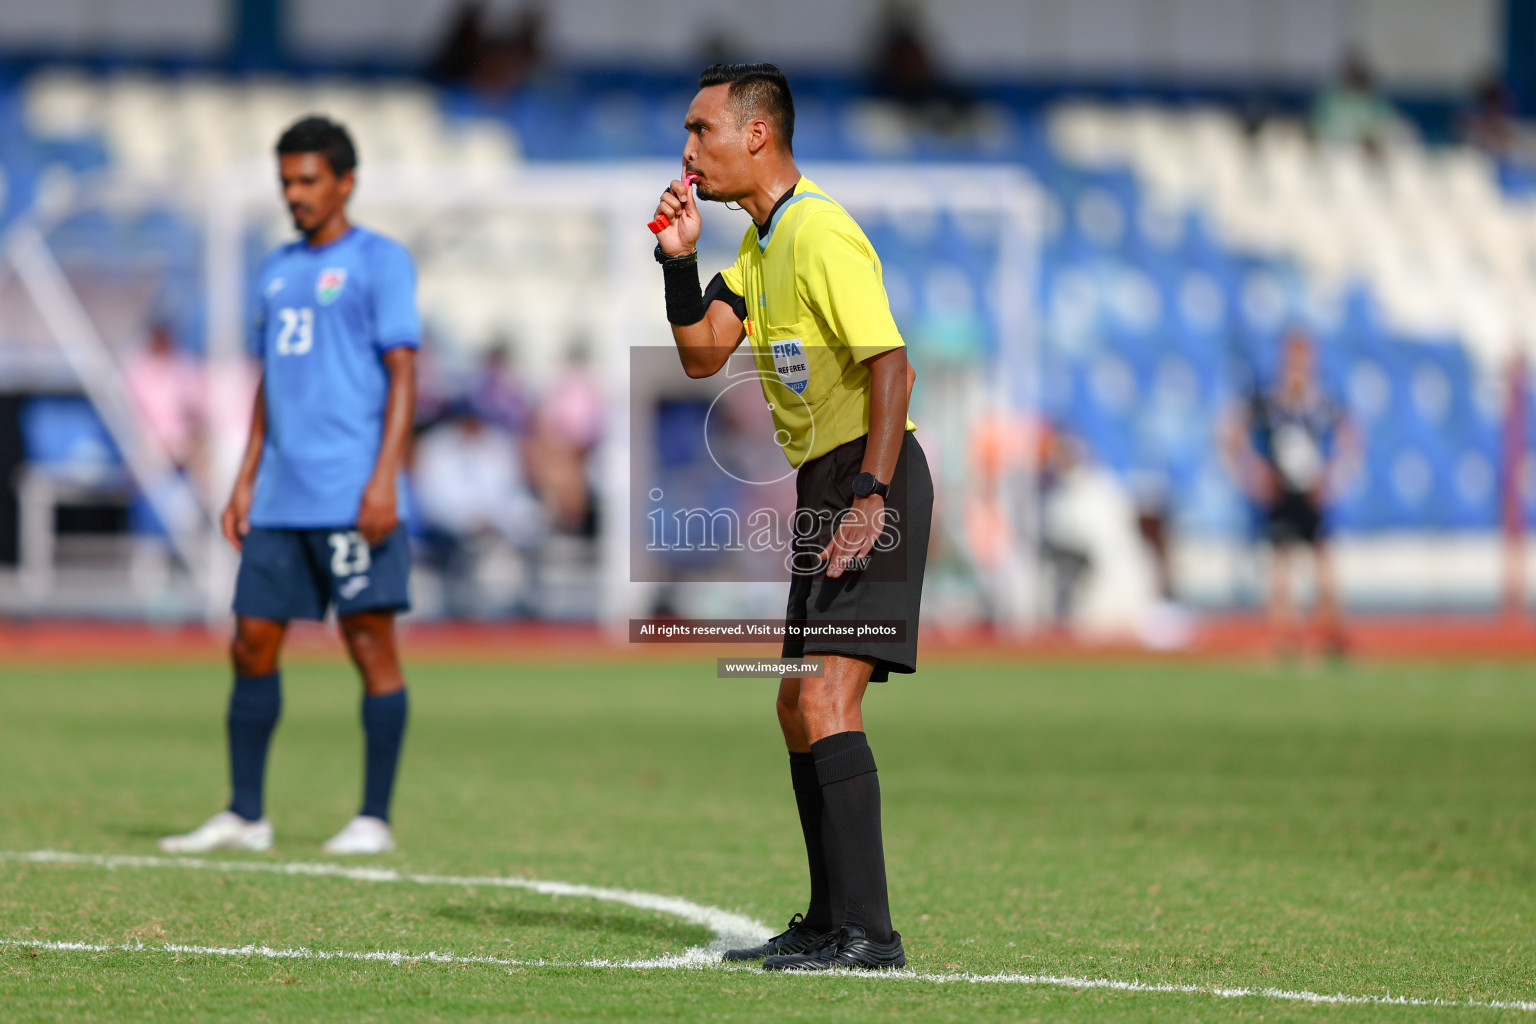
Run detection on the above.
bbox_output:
[276,116,358,177]
[698,62,795,153]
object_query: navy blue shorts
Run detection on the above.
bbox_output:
[233,525,412,622]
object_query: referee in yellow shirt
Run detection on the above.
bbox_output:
[652,63,933,971]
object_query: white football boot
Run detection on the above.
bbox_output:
[159,811,273,853]
[321,815,395,855]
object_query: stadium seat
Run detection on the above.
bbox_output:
[15,397,135,596]
[20,397,122,479]
[6,70,1525,542]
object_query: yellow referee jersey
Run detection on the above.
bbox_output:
[719,176,917,466]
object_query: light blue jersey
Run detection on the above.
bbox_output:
[249,226,419,528]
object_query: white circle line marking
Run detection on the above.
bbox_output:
[2,850,1532,1012]
[0,848,767,966]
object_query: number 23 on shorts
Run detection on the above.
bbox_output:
[327,530,371,576]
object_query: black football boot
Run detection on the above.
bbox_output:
[723,913,829,962]
[761,923,906,971]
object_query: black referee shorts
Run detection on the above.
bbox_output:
[1266,489,1325,547]
[780,431,933,682]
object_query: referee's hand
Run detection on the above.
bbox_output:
[821,495,887,579]
[654,175,701,257]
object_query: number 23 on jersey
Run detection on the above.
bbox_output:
[274,307,314,356]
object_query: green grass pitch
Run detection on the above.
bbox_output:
[2,651,1534,1021]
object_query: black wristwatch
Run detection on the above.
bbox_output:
[852,472,890,499]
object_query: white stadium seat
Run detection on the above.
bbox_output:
[1074,101,1536,377]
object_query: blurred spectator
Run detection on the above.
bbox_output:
[868,0,971,125]
[1311,50,1409,155]
[414,401,543,545]
[961,413,1172,636]
[410,327,459,426]
[871,2,941,106]
[426,2,485,85]
[1129,469,1173,603]
[1222,331,1360,659]
[1127,468,1194,651]
[962,410,1033,620]
[1461,73,1520,157]
[413,401,545,615]
[533,341,604,536]
[123,323,206,476]
[470,340,532,435]
[1038,428,1164,637]
[1036,427,1092,625]
[427,2,545,95]
[698,27,742,67]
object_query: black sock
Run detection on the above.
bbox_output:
[227,672,281,822]
[812,730,894,944]
[789,751,832,932]
[360,689,408,821]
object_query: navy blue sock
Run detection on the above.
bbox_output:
[227,672,281,822]
[360,689,408,822]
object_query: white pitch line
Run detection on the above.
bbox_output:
[2,938,540,968]
[0,849,766,967]
[0,937,712,971]
[3,850,1532,1013]
[803,967,1536,1013]
[6,936,1534,1014]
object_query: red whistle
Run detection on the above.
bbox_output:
[648,174,699,234]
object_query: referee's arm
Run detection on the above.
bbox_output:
[800,222,917,576]
[820,346,912,578]
[654,177,744,378]
[800,219,917,495]
[860,350,918,489]
[673,299,745,378]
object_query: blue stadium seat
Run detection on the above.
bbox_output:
[0,79,1504,540]
[20,397,122,478]
[1444,431,1500,530]
[1173,462,1248,536]
[790,97,848,159]
[1177,210,1227,266]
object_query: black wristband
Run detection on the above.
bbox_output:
[656,245,706,326]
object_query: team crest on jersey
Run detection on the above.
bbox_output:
[771,338,810,395]
[316,268,347,305]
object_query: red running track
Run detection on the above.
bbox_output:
[1,615,1532,665]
